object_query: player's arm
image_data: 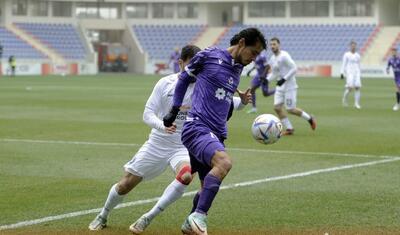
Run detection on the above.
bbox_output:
[246,65,256,77]
[340,53,348,79]
[387,60,392,74]
[276,53,297,86]
[143,79,176,133]
[163,50,206,127]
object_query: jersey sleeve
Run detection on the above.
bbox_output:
[282,53,297,80]
[173,50,207,107]
[143,79,166,132]
[387,59,393,71]
[232,96,245,110]
[266,58,278,82]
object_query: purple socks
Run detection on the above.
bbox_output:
[195,174,221,214]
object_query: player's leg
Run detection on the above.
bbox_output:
[89,172,142,230]
[393,78,400,110]
[285,89,316,130]
[89,143,167,230]
[181,125,229,235]
[188,150,231,235]
[353,72,362,109]
[182,164,206,235]
[247,75,261,113]
[274,90,294,135]
[343,74,354,107]
[130,163,192,234]
[261,80,275,97]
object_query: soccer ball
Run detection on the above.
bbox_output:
[251,114,283,145]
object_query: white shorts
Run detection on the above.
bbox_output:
[346,73,362,88]
[124,141,189,181]
[274,89,297,110]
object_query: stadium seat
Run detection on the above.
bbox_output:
[0,26,47,59]
[16,23,87,60]
[215,24,377,61]
[133,24,205,60]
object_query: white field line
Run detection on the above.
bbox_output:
[1,157,400,231]
[0,138,396,159]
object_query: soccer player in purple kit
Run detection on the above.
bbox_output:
[163,28,266,235]
[246,49,275,114]
[169,47,181,73]
[386,47,400,111]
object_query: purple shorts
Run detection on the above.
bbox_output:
[182,120,225,180]
[395,77,400,88]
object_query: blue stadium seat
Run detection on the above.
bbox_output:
[16,23,87,60]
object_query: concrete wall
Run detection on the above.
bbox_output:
[379,0,400,25]
[244,0,380,25]
[122,23,147,73]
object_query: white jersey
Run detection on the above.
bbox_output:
[341,51,361,75]
[266,50,298,91]
[143,73,245,147]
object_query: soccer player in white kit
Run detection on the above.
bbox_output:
[341,41,362,109]
[88,45,251,233]
[266,38,316,135]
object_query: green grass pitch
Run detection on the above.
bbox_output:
[0,74,399,235]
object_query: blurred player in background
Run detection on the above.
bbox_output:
[341,41,362,109]
[266,37,316,135]
[169,47,181,73]
[386,47,400,111]
[163,28,266,235]
[246,49,275,114]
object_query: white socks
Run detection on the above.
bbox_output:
[281,117,293,130]
[343,89,350,103]
[99,184,124,219]
[300,111,311,121]
[144,180,187,221]
[355,90,361,106]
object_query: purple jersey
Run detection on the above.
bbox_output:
[174,47,243,138]
[254,52,268,76]
[388,56,400,79]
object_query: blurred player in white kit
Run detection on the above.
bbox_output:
[341,41,362,109]
[266,37,316,135]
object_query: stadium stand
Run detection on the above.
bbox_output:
[215,24,378,61]
[0,26,47,59]
[15,23,87,60]
[133,24,206,60]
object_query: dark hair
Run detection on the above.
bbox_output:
[392,47,398,51]
[350,41,357,45]
[230,28,266,49]
[270,37,280,44]
[180,45,201,61]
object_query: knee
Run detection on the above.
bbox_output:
[214,153,233,173]
[176,165,193,185]
[274,106,282,113]
[116,182,131,195]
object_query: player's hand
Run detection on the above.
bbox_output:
[238,88,252,105]
[340,74,345,80]
[163,106,180,127]
[164,124,177,134]
[276,78,286,86]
